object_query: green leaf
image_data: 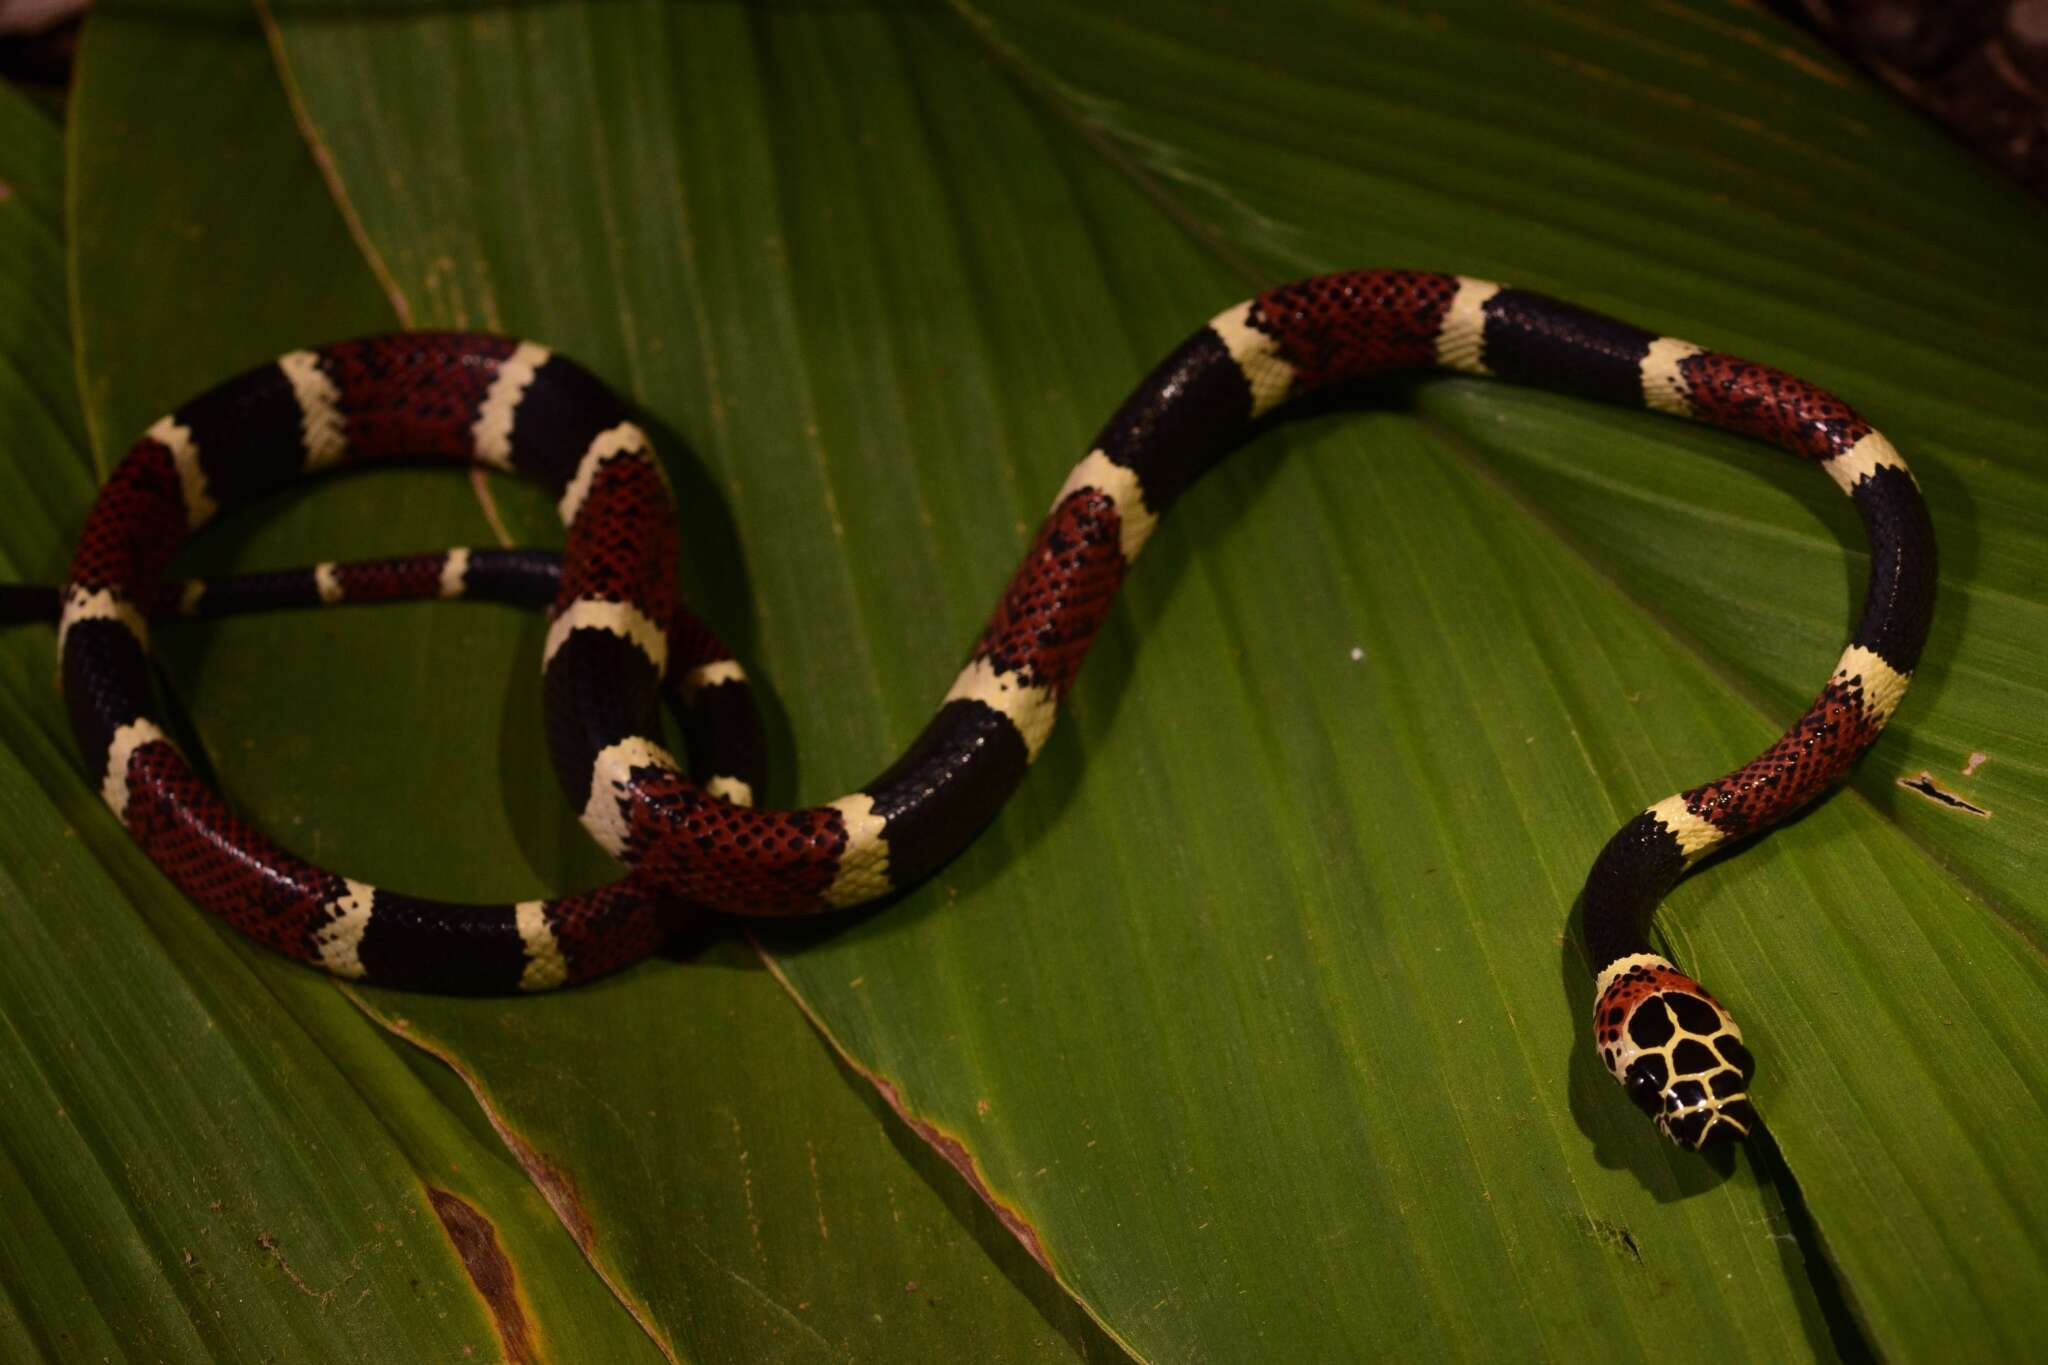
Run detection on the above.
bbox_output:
[12,0,2042,1359]
[261,0,2047,1356]
[1,72,661,1365]
[5,9,1111,1362]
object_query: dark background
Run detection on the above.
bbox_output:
[5,2,2046,197]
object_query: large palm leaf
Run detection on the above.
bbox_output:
[2,0,2041,1358]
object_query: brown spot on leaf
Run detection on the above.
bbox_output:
[336,988,684,1358]
[1897,770,1991,817]
[1575,1212,1644,1265]
[427,1188,537,1365]
[340,989,596,1250]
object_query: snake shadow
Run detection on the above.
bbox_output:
[1543,379,1975,1190]
[609,367,1901,1362]
[1557,783,1855,1196]
[1557,893,1737,1200]
[493,411,775,897]
[1810,433,1975,827]
[745,373,1431,959]
[1646,409,1975,811]
[1504,391,1933,1357]
[1559,874,1874,1361]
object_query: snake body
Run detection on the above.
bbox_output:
[48,271,1936,1148]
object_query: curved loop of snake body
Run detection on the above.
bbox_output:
[45,271,1936,1149]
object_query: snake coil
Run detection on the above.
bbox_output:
[45,271,1936,1149]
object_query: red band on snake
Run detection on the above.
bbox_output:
[47,271,1936,1149]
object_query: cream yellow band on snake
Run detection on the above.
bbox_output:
[1646,794,1723,862]
[1435,277,1501,376]
[558,422,656,526]
[279,350,348,470]
[680,659,747,703]
[1833,644,1911,725]
[438,548,470,600]
[311,878,377,980]
[1825,429,1915,495]
[57,586,148,660]
[944,655,1058,761]
[470,340,553,469]
[100,718,171,821]
[1209,303,1298,419]
[705,775,754,808]
[515,900,567,992]
[1595,952,1676,997]
[1640,337,1703,416]
[1054,449,1158,565]
[147,414,217,529]
[581,736,683,858]
[543,598,669,674]
[823,794,890,907]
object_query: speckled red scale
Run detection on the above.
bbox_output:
[1681,677,1884,838]
[1592,955,1753,1148]
[319,334,518,460]
[67,440,188,596]
[57,335,733,996]
[543,880,668,980]
[51,272,1935,1158]
[332,554,447,603]
[1593,959,1711,1052]
[1247,269,1458,389]
[665,609,734,671]
[617,769,844,913]
[974,488,1124,696]
[557,456,676,621]
[121,740,338,963]
[1677,350,1873,462]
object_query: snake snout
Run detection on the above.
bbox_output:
[1593,954,1756,1150]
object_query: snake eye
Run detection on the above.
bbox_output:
[1594,957,1757,1148]
[1623,1054,1667,1117]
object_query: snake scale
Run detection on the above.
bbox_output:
[19,270,1937,1149]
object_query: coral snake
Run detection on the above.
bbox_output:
[12,270,1936,1149]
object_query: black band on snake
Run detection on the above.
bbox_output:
[22,270,1936,1149]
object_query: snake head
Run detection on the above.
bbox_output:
[1593,954,1756,1150]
